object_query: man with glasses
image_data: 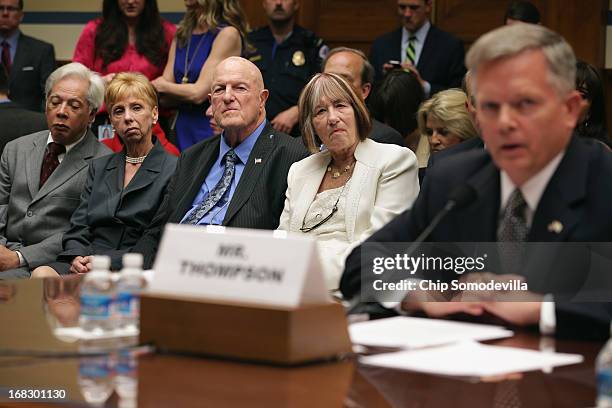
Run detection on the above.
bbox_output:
[369,0,465,97]
[0,0,55,111]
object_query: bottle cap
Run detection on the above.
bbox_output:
[122,253,143,269]
[91,255,111,271]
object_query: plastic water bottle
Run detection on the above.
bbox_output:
[114,348,138,408]
[78,341,115,406]
[80,255,114,334]
[596,324,612,407]
[116,253,146,330]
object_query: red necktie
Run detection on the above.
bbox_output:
[1,41,10,75]
[40,142,66,188]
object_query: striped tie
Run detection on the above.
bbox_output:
[405,35,417,65]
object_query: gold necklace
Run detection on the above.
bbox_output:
[327,161,355,179]
[182,32,207,84]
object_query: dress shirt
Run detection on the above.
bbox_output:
[499,150,565,335]
[401,21,431,96]
[181,120,265,226]
[46,131,87,163]
[0,30,19,64]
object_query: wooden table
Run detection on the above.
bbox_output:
[0,277,602,407]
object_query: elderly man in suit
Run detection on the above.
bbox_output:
[322,47,405,147]
[133,57,308,268]
[341,24,612,340]
[0,62,110,279]
[369,0,465,97]
[0,0,55,111]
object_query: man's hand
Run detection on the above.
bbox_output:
[382,62,426,89]
[0,246,20,271]
[271,106,299,134]
[482,301,542,326]
[70,256,92,274]
[400,283,484,318]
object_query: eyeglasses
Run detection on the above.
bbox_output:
[0,6,20,13]
[300,177,350,233]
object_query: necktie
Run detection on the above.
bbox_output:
[405,35,417,65]
[182,150,238,225]
[39,142,66,188]
[497,188,528,274]
[1,41,10,75]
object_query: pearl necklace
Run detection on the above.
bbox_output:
[327,161,355,179]
[125,155,147,164]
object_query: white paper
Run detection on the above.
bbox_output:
[349,316,513,349]
[360,341,583,377]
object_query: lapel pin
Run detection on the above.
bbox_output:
[254,158,262,165]
[547,220,563,234]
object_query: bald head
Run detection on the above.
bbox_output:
[209,57,269,146]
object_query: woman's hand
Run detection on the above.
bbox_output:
[70,256,93,274]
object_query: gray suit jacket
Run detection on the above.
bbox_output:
[0,130,110,278]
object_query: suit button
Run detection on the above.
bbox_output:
[26,210,33,217]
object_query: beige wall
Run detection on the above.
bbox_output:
[20,0,185,60]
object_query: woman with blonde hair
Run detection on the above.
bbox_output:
[278,73,419,290]
[152,0,249,150]
[418,89,478,154]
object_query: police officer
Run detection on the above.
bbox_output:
[248,0,328,136]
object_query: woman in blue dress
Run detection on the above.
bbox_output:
[152,0,249,151]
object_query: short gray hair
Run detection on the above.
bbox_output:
[45,62,105,113]
[466,24,576,96]
[322,47,375,86]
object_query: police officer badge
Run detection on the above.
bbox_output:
[292,51,306,66]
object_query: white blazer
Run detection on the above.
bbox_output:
[278,138,420,286]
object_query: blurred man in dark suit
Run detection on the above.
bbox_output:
[322,47,405,147]
[369,0,465,97]
[0,0,55,111]
[0,63,46,153]
[133,57,308,268]
[341,24,612,340]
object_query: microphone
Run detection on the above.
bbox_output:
[347,184,477,316]
[408,183,477,250]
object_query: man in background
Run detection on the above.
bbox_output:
[0,62,47,153]
[369,0,465,97]
[248,0,327,136]
[0,0,55,111]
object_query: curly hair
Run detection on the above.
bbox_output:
[94,0,168,70]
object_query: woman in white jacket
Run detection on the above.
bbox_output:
[278,73,420,290]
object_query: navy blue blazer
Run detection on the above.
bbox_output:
[369,25,466,94]
[341,137,612,340]
[57,141,177,270]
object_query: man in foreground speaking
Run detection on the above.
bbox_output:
[340,24,612,339]
[133,57,307,269]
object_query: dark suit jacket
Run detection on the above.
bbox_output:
[0,101,47,153]
[133,122,309,268]
[341,137,612,339]
[57,141,177,270]
[369,25,466,94]
[8,32,56,112]
[369,119,405,147]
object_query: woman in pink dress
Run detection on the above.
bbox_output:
[73,0,178,155]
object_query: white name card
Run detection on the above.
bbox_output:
[149,224,330,309]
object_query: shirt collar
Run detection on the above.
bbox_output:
[500,150,565,214]
[219,119,266,164]
[402,20,430,44]
[47,129,88,154]
[0,29,20,50]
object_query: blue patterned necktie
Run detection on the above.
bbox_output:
[497,188,528,274]
[182,149,238,225]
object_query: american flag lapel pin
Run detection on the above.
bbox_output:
[255,158,262,164]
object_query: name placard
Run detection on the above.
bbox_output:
[149,224,329,308]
